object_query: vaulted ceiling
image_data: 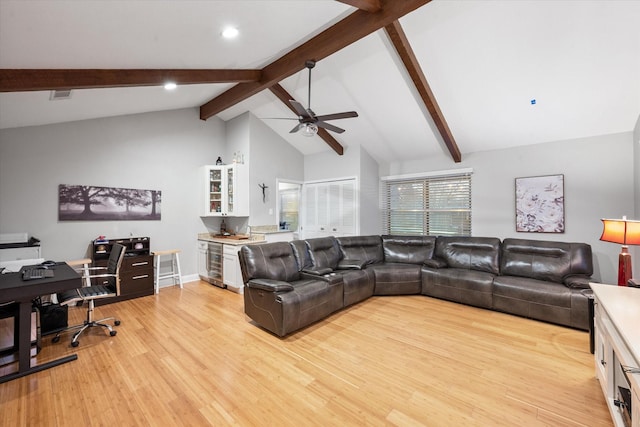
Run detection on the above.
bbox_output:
[1,0,638,166]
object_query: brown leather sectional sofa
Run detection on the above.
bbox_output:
[238,235,594,337]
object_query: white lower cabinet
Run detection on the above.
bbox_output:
[591,283,640,427]
[223,244,243,293]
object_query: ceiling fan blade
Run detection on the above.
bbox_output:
[289,123,303,133]
[289,100,311,119]
[314,111,359,122]
[261,117,300,120]
[316,121,345,134]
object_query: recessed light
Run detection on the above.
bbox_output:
[164,82,177,90]
[222,26,239,39]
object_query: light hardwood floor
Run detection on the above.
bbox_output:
[1,280,611,426]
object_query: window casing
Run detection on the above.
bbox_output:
[382,172,471,236]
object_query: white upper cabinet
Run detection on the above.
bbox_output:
[202,164,249,217]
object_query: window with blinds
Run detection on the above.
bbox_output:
[382,172,471,236]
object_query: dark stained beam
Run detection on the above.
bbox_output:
[269,83,344,155]
[200,0,431,120]
[384,20,462,163]
[0,69,261,92]
[336,0,382,13]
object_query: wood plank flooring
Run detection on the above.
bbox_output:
[0,280,612,426]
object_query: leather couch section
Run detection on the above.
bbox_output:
[381,235,436,264]
[306,237,342,271]
[434,237,501,274]
[238,235,595,336]
[336,235,384,265]
[240,241,301,283]
[500,238,593,284]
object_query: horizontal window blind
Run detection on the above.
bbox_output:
[382,172,471,236]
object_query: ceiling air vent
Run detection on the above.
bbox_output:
[49,89,72,101]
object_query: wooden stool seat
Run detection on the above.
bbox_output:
[152,249,183,294]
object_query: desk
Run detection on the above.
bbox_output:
[0,262,81,383]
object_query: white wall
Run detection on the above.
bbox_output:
[0,108,225,276]
[385,132,636,284]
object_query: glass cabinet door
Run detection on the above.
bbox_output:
[226,167,234,214]
[209,168,222,214]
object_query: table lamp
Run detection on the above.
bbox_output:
[600,217,640,285]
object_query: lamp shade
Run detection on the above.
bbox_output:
[600,218,640,245]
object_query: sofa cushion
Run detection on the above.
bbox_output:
[368,263,422,295]
[492,275,585,329]
[240,242,300,283]
[306,237,342,270]
[493,275,571,308]
[336,235,383,265]
[500,238,593,284]
[421,266,494,309]
[434,237,501,275]
[382,235,436,265]
[338,269,375,307]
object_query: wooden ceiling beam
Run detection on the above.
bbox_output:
[199,0,431,121]
[336,0,382,13]
[0,69,261,92]
[269,83,344,156]
[384,20,462,163]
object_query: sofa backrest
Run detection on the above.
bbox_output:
[305,237,342,270]
[336,235,384,265]
[239,242,301,283]
[434,236,501,274]
[382,235,436,264]
[500,238,593,283]
[290,239,313,271]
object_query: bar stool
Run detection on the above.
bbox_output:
[152,249,183,294]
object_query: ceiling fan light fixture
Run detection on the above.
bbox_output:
[302,123,318,137]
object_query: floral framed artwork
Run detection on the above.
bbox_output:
[515,174,564,233]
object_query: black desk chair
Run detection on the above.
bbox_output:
[53,243,125,347]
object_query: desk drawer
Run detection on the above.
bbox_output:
[121,255,152,272]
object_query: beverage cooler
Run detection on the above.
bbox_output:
[197,240,224,288]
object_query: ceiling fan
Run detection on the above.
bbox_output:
[280,60,358,137]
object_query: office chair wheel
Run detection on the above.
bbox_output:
[52,336,60,343]
[110,330,117,336]
[114,320,121,326]
[71,341,79,348]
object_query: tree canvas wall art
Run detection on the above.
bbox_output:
[59,184,161,221]
[515,174,564,233]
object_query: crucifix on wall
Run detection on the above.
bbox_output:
[259,183,268,203]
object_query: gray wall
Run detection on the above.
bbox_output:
[247,112,305,227]
[384,131,636,284]
[0,108,224,276]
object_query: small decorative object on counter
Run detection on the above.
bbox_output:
[216,156,223,165]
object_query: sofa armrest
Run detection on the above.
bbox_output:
[302,267,334,276]
[246,278,294,292]
[301,271,343,285]
[336,259,366,270]
[423,258,447,269]
[564,275,591,289]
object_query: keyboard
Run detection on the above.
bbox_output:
[22,268,54,281]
